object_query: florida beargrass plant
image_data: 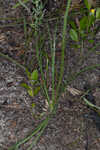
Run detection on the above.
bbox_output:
[2,0,99,149]
[8,0,72,149]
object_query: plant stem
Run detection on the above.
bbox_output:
[27,116,49,150]
[8,116,50,150]
[35,34,50,105]
[0,52,26,70]
[56,0,72,101]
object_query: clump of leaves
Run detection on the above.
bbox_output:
[21,68,40,97]
[69,0,97,48]
[70,13,95,41]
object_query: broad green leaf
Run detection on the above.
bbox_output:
[33,86,40,96]
[88,15,95,28]
[69,29,78,42]
[80,16,88,30]
[31,69,38,81]
[28,89,34,97]
[96,8,100,19]
[21,83,30,90]
[84,0,91,10]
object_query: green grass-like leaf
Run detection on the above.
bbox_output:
[13,0,29,9]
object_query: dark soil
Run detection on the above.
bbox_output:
[0,1,100,150]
